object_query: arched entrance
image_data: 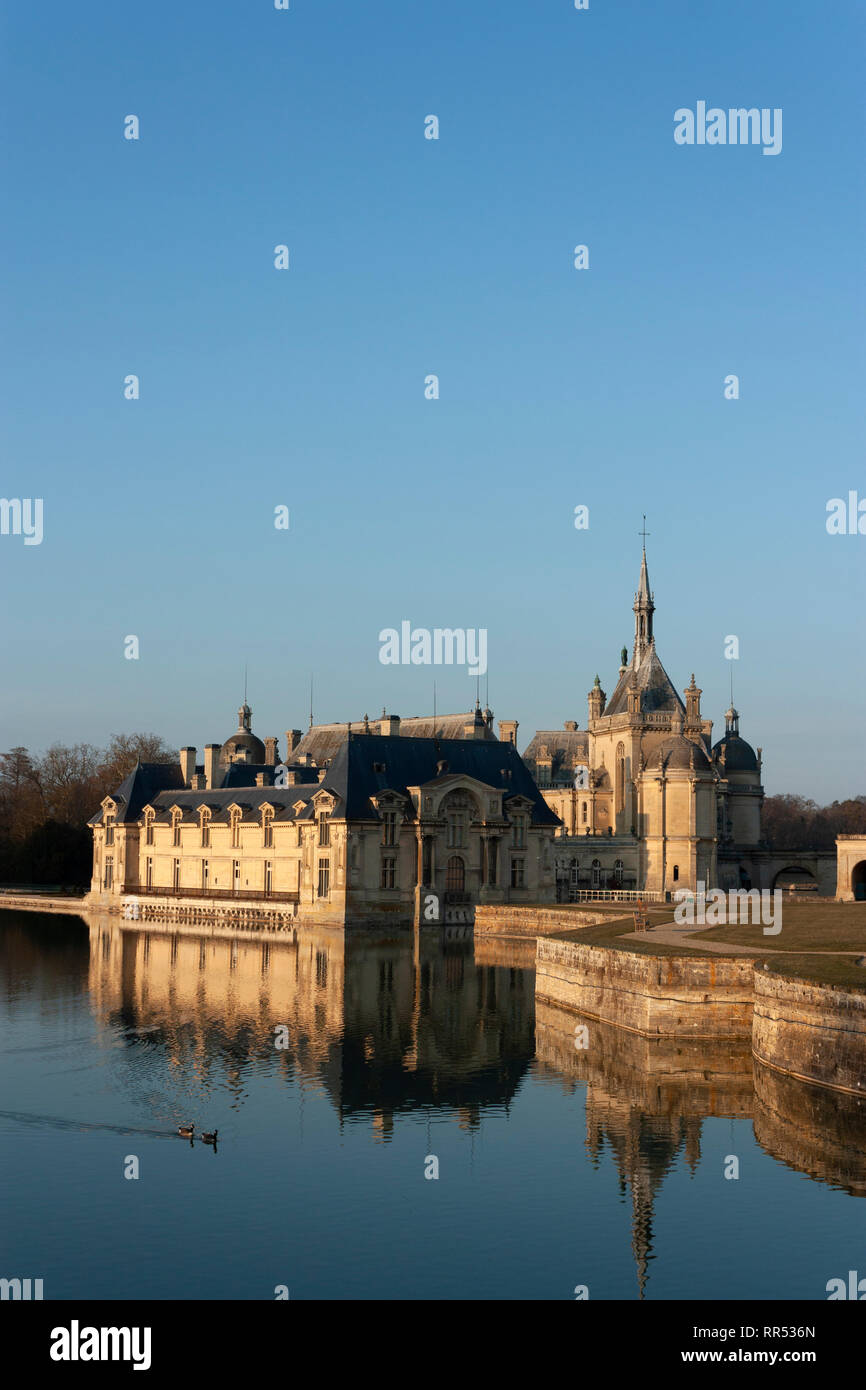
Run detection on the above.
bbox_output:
[771,865,817,893]
[445,856,465,893]
[852,861,866,902]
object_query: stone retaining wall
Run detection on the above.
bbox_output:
[535,937,755,1039]
[752,970,866,1097]
[474,904,624,936]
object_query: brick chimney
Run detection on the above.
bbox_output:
[285,730,302,757]
[264,736,279,765]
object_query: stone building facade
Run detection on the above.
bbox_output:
[88,707,559,928]
[522,548,766,898]
[836,836,866,901]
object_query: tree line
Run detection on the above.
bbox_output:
[0,734,175,888]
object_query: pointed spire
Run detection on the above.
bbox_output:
[633,525,655,664]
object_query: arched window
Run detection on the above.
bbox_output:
[446,856,465,892]
[615,742,625,815]
[672,864,679,882]
[614,858,624,887]
[591,858,602,888]
[581,801,588,823]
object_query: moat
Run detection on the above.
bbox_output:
[1,910,864,1301]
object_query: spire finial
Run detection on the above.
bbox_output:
[639,514,650,549]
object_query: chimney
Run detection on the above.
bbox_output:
[265,736,279,765]
[564,720,578,732]
[317,768,327,782]
[204,744,220,790]
[179,747,196,785]
[498,719,518,745]
[379,713,401,737]
[255,772,271,787]
[189,773,205,790]
[285,729,302,756]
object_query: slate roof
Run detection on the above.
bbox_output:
[289,712,497,767]
[321,734,559,825]
[522,727,589,783]
[220,762,318,788]
[604,643,685,717]
[712,734,759,773]
[91,736,558,829]
[143,786,318,824]
[88,761,185,825]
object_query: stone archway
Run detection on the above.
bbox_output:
[771,865,817,893]
[852,861,866,902]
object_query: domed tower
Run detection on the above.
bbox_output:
[712,706,763,848]
[220,700,266,766]
[637,729,717,893]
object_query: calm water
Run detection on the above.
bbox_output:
[0,910,864,1301]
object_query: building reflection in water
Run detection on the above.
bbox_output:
[81,912,866,1297]
[85,914,535,1135]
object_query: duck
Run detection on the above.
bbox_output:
[200,1129,218,1144]
[177,1122,195,1138]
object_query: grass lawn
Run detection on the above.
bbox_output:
[689,902,866,990]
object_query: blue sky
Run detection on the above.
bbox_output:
[1,0,863,801]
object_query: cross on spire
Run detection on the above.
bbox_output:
[639,515,650,548]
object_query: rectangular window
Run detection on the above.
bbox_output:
[380,856,396,889]
[382,810,397,846]
[263,816,273,848]
[145,820,154,846]
[317,858,330,898]
[510,858,525,889]
[318,811,330,847]
[172,858,180,891]
[172,818,181,848]
[488,839,498,886]
[511,818,525,850]
[105,817,115,847]
[104,856,113,889]
[265,861,272,894]
[145,857,153,889]
[231,815,240,848]
[201,819,210,848]
[201,859,209,891]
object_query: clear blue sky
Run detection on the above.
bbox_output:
[1,0,863,802]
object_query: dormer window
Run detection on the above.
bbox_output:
[104,812,115,846]
[511,815,526,850]
[318,810,330,847]
[382,810,397,846]
[262,806,274,848]
[200,808,211,848]
[171,809,181,847]
[144,809,154,846]
[230,808,241,848]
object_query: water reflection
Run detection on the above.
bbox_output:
[2,909,865,1300]
[85,915,535,1133]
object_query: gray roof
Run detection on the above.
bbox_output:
[522,727,589,782]
[604,643,685,717]
[712,734,758,773]
[290,712,497,766]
